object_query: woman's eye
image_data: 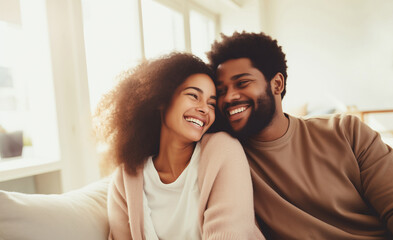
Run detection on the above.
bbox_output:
[186,93,198,99]
[208,103,216,109]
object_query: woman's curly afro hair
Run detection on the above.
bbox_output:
[94,52,215,175]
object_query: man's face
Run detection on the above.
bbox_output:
[216,58,276,138]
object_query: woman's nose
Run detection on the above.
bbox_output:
[196,102,209,114]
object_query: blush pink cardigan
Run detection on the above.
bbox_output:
[107,132,265,240]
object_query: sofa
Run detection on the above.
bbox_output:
[0,177,110,240]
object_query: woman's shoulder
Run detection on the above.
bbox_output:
[197,132,250,191]
[200,131,240,148]
[110,164,143,191]
[199,131,246,167]
[111,164,128,180]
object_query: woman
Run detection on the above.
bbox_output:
[95,53,264,240]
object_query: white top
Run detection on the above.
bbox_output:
[143,143,201,240]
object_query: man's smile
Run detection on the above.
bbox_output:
[223,101,253,124]
[223,101,252,116]
[229,106,248,116]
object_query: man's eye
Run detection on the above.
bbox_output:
[237,80,250,88]
[216,88,226,96]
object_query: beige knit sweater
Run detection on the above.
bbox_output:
[246,114,393,239]
[107,132,265,240]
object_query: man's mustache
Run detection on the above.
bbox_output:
[222,100,253,112]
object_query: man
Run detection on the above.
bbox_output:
[207,31,393,239]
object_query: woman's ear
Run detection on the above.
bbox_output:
[270,73,285,95]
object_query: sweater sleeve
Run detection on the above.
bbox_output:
[199,132,265,240]
[345,115,393,232]
[107,167,133,240]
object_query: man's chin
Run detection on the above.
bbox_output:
[228,125,256,141]
[228,122,246,133]
[227,115,270,140]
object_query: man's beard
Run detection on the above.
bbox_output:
[227,86,276,141]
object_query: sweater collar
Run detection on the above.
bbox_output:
[245,114,297,149]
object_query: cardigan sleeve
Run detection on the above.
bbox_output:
[344,115,393,232]
[199,132,265,240]
[107,167,133,240]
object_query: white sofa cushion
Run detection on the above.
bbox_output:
[0,177,110,240]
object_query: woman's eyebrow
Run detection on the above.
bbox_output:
[183,86,203,93]
[183,86,216,100]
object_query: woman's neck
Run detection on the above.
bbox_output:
[153,131,196,184]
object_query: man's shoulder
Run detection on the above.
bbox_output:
[297,113,360,129]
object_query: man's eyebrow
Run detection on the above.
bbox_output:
[184,86,216,100]
[216,73,252,86]
[231,73,252,80]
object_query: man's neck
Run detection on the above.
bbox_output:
[252,112,289,142]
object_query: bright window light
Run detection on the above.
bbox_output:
[0,0,59,159]
[82,0,142,112]
[142,0,185,59]
[190,9,215,61]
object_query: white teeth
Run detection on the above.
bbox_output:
[229,107,247,116]
[185,117,204,127]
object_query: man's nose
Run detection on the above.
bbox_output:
[223,87,240,103]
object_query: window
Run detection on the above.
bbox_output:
[0,0,220,192]
[141,0,185,59]
[190,9,216,61]
[81,0,218,111]
[82,0,143,112]
[0,0,60,160]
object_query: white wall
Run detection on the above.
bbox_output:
[196,0,267,35]
[219,0,266,34]
[262,0,393,112]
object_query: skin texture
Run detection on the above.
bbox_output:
[154,73,217,183]
[216,58,289,141]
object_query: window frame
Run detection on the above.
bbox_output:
[138,0,220,59]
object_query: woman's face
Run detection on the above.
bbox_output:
[162,73,216,143]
